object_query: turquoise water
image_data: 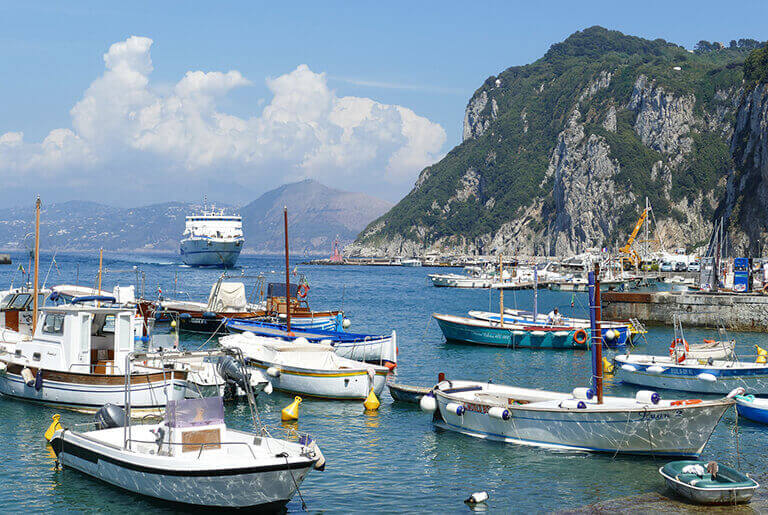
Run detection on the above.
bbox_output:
[1,252,767,512]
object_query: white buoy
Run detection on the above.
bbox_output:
[266,367,281,378]
[465,491,489,504]
[342,318,351,329]
[698,373,717,383]
[605,329,616,341]
[419,395,437,413]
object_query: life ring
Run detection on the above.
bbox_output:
[669,338,689,363]
[670,399,702,407]
[297,284,309,299]
[573,329,588,345]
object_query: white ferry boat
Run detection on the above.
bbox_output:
[180,207,244,267]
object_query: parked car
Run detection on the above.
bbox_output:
[674,262,688,272]
[687,262,700,272]
[660,261,674,272]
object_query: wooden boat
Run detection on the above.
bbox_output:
[387,381,431,403]
[659,460,758,504]
[420,379,735,457]
[614,353,768,394]
[433,313,580,349]
[0,286,52,336]
[469,309,629,349]
[734,394,768,424]
[219,332,389,400]
[226,318,397,367]
[0,305,186,410]
[50,348,324,509]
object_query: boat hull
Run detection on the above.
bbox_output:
[51,432,313,508]
[434,314,579,349]
[735,396,768,424]
[659,462,759,504]
[180,238,243,267]
[388,382,430,403]
[0,364,187,410]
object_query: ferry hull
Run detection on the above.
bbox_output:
[180,238,242,267]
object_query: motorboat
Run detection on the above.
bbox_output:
[733,394,768,424]
[659,460,758,504]
[0,286,52,336]
[433,313,581,349]
[400,258,422,267]
[49,348,324,509]
[219,332,389,399]
[226,318,397,367]
[0,305,186,410]
[428,266,494,288]
[420,379,735,457]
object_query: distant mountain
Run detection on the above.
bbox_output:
[0,180,391,254]
[241,179,392,254]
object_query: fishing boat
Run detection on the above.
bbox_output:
[733,394,768,424]
[659,460,758,504]
[226,318,397,367]
[0,286,51,336]
[686,339,735,360]
[433,313,581,349]
[49,348,324,509]
[219,332,389,400]
[420,379,735,456]
[468,310,629,349]
[387,381,430,403]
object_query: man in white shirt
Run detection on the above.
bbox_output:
[546,308,562,326]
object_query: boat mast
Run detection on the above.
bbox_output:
[284,207,291,333]
[32,197,41,335]
[499,254,504,327]
[533,263,538,321]
[97,247,103,306]
[588,262,604,404]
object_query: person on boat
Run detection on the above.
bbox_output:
[546,308,562,326]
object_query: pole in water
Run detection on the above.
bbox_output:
[594,262,603,404]
[32,197,41,335]
[533,264,538,321]
[499,254,504,326]
[284,207,291,333]
[588,272,597,390]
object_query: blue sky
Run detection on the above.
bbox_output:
[0,0,766,206]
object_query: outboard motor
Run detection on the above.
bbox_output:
[217,356,250,398]
[94,404,127,430]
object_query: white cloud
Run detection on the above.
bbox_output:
[0,36,446,204]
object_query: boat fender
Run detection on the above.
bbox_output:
[646,365,666,374]
[604,329,616,342]
[342,318,351,329]
[573,329,588,345]
[531,330,547,336]
[202,311,218,319]
[465,491,489,505]
[445,402,465,416]
[263,381,273,395]
[488,407,510,420]
[266,367,281,378]
[559,399,587,409]
[697,373,717,383]
[553,331,569,337]
[0,362,6,375]
[179,312,192,319]
[420,394,437,413]
[34,369,43,391]
[512,330,525,336]
[620,364,637,372]
[572,387,595,400]
[309,441,326,471]
[727,387,746,399]
[635,390,660,405]
[21,367,35,387]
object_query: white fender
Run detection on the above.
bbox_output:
[636,390,660,405]
[621,364,638,372]
[572,387,595,400]
[419,394,437,413]
[727,387,746,398]
[266,367,281,378]
[263,381,273,395]
[445,402,466,416]
[488,406,510,420]
[697,373,717,383]
[646,365,666,374]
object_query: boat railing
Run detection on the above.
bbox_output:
[124,437,259,460]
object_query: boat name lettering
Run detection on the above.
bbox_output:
[463,402,489,414]
[639,411,671,421]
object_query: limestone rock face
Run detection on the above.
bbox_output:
[463,90,498,141]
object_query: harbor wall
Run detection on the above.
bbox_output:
[602,291,768,332]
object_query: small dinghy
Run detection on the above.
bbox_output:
[659,460,758,504]
[734,394,768,424]
[387,381,431,404]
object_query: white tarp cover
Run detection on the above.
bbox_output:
[209,282,247,312]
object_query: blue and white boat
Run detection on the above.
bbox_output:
[433,313,582,349]
[225,318,397,367]
[468,309,629,349]
[180,208,244,267]
[614,353,768,394]
[734,394,768,424]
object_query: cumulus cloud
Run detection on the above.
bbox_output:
[0,36,446,204]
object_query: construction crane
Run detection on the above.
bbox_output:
[619,204,650,269]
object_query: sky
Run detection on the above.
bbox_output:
[1,0,767,208]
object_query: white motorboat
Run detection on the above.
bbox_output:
[50,348,324,509]
[0,305,186,410]
[428,266,494,288]
[686,339,736,360]
[400,258,422,267]
[219,332,389,399]
[420,379,735,457]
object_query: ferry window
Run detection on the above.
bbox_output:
[42,313,65,334]
[10,294,31,309]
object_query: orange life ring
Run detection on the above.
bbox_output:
[573,329,588,345]
[669,338,689,363]
[671,399,702,406]
[297,284,309,298]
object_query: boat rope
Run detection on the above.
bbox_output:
[734,407,741,470]
[281,452,307,511]
[194,317,229,350]
[611,408,635,461]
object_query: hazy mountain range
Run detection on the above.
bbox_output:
[0,180,391,254]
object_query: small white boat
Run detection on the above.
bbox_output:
[420,379,735,456]
[219,333,389,399]
[659,460,759,504]
[686,339,735,360]
[400,258,422,267]
[428,266,494,288]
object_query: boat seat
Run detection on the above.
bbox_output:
[676,473,755,489]
[181,428,222,453]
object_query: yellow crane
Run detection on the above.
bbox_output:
[619,207,649,268]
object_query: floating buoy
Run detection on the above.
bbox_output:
[44,414,62,442]
[363,388,380,411]
[281,396,302,421]
[465,491,489,505]
[342,318,351,329]
[602,357,614,374]
[170,320,177,328]
[420,394,437,413]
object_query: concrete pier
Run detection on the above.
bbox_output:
[602,291,768,331]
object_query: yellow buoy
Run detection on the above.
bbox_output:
[602,357,614,375]
[758,355,767,364]
[281,396,302,421]
[170,320,177,328]
[363,388,380,411]
[756,345,767,356]
[44,414,62,442]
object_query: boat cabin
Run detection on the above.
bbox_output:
[0,289,48,335]
[265,283,308,315]
[13,306,141,374]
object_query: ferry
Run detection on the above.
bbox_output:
[180,206,244,267]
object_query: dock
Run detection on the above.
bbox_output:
[602,290,768,331]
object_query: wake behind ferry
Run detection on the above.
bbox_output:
[180,206,244,267]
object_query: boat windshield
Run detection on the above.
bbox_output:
[165,397,225,428]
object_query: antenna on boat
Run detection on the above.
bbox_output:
[284,206,291,334]
[588,262,604,404]
[32,196,41,335]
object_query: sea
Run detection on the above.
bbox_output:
[1,251,766,513]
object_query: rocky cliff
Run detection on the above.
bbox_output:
[352,27,766,257]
